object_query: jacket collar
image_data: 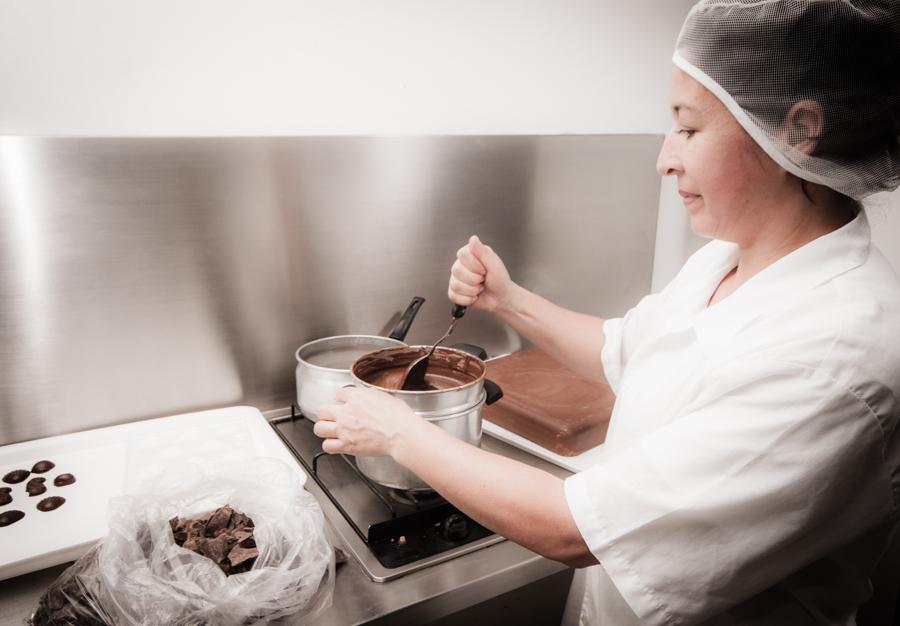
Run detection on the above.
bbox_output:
[692,210,871,346]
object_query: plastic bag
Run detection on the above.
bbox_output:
[31,457,334,625]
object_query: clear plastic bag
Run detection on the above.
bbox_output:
[31,457,334,625]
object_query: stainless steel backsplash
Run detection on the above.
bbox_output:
[0,135,662,444]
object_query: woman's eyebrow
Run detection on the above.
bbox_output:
[672,104,699,114]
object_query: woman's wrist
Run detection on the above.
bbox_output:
[390,414,439,465]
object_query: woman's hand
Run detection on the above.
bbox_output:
[313,387,423,457]
[449,235,515,314]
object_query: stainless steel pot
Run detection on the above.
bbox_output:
[350,345,503,492]
[295,297,424,420]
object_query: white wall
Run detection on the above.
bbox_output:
[0,0,694,136]
[1,0,896,283]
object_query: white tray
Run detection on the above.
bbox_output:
[483,420,608,473]
[0,406,303,581]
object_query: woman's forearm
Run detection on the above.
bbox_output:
[498,283,608,383]
[392,418,598,568]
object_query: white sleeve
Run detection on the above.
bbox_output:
[564,359,893,626]
[601,292,663,393]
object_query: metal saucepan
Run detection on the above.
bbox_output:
[295,297,425,420]
[350,344,503,492]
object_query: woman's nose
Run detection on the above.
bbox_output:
[656,132,683,176]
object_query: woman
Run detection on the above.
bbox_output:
[315,1,900,623]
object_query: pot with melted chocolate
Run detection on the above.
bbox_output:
[351,345,503,492]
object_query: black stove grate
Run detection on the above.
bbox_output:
[271,406,495,569]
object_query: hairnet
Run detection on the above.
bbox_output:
[674,0,900,199]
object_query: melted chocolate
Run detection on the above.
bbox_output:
[354,346,482,392]
[0,491,11,506]
[0,510,25,527]
[483,349,615,456]
[26,477,47,497]
[54,473,76,487]
[3,469,29,484]
[37,496,65,512]
[31,460,55,474]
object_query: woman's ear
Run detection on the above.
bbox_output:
[783,100,825,155]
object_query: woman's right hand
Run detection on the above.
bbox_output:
[448,235,514,314]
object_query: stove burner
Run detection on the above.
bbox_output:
[271,405,498,573]
[387,488,442,508]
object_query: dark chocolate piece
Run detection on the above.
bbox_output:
[26,477,47,497]
[0,509,25,527]
[36,496,66,512]
[31,460,56,474]
[53,473,76,487]
[169,505,258,575]
[3,469,29,484]
[484,348,615,456]
[0,491,12,506]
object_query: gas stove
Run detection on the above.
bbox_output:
[270,407,504,582]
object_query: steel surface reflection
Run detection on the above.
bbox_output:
[0,135,662,444]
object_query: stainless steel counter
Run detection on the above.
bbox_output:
[0,433,575,625]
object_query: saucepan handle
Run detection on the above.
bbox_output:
[484,379,504,405]
[387,296,426,341]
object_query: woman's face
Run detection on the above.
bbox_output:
[656,67,790,244]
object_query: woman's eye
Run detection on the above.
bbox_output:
[677,128,696,138]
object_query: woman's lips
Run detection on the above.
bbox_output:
[679,190,701,205]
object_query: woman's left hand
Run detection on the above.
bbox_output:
[313,387,422,457]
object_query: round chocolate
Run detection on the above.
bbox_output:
[36,496,65,512]
[0,492,11,506]
[0,510,25,527]
[26,477,47,497]
[2,469,29,484]
[54,473,76,487]
[31,460,55,474]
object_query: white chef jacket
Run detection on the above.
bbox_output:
[565,210,900,626]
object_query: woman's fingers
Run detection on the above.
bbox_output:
[321,438,345,455]
[456,243,486,275]
[451,259,485,286]
[312,418,337,439]
[449,275,482,297]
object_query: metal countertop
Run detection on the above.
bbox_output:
[0,434,574,626]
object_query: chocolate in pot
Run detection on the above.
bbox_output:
[354,347,481,391]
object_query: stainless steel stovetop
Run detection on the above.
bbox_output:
[270,409,504,582]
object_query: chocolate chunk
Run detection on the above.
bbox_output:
[36,496,66,512]
[26,477,47,497]
[3,469,29,484]
[169,505,258,576]
[0,510,25,527]
[0,492,11,506]
[0,487,10,493]
[204,505,233,537]
[53,473,76,487]
[31,460,56,474]
[227,542,259,569]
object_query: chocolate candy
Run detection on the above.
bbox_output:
[26,477,47,497]
[0,489,11,506]
[36,496,66,512]
[31,460,56,474]
[0,510,25,527]
[2,469,29,484]
[53,473,76,487]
